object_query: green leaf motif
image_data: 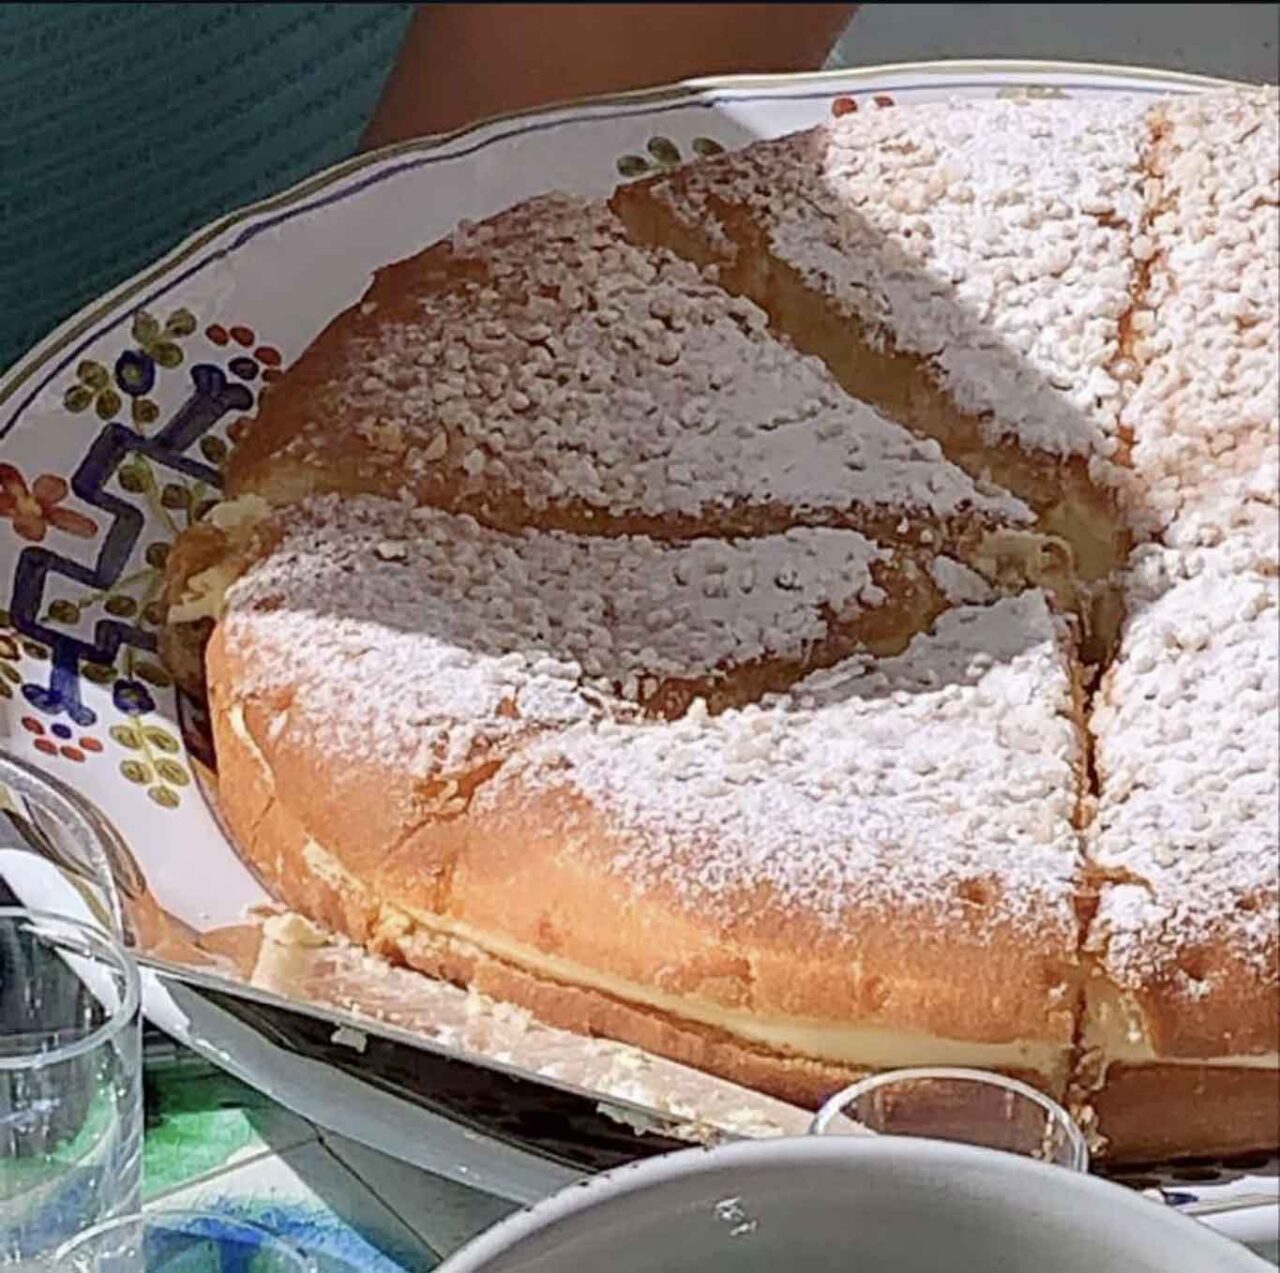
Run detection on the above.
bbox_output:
[646,136,681,166]
[148,785,180,809]
[160,483,190,510]
[110,725,143,750]
[144,541,170,568]
[103,594,138,618]
[0,664,21,685]
[691,136,725,157]
[120,759,151,784]
[132,398,160,427]
[95,389,122,421]
[64,385,94,413]
[77,360,109,390]
[153,341,183,369]
[46,599,79,624]
[154,759,189,787]
[118,463,147,494]
[199,436,228,464]
[165,308,197,337]
[616,154,651,178]
[143,725,179,753]
[82,663,115,685]
[132,311,161,346]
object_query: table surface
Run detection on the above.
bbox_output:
[142,1028,1280,1271]
[140,1031,514,1271]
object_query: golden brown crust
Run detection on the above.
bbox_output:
[442,779,1078,1054]
[214,668,1280,1162]
[212,671,1080,1089]
[159,521,233,698]
[390,924,1060,1109]
[1091,943,1280,1064]
[212,684,1074,1101]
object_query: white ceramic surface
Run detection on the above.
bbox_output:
[438,1138,1273,1273]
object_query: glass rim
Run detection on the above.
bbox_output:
[809,1065,1090,1172]
[0,748,130,936]
[54,1208,313,1269]
[0,906,141,1072]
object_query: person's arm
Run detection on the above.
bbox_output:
[363,3,856,148]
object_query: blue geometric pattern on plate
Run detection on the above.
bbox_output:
[8,365,249,726]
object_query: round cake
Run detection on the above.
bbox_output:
[163,86,1279,1162]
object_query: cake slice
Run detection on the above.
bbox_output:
[205,493,950,938]
[1121,87,1279,550]
[1079,536,1279,1160]
[376,588,1089,1105]
[224,194,1050,571]
[167,191,1071,694]
[205,491,1087,1104]
[613,95,1153,581]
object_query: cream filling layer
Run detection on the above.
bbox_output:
[226,704,275,777]
[169,561,242,624]
[405,904,1069,1074]
[973,527,1074,590]
[294,834,1066,1075]
[415,898,1279,1074]
[1084,984,1279,1070]
[168,495,273,624]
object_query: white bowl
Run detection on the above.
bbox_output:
[438,1137,1271,1272]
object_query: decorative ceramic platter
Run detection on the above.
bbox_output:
[1,59,1275,1248]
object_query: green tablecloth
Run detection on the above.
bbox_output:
[140,1031,513,1271]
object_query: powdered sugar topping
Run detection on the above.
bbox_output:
[1122,88,1280,543]
[222,495,898,776]
[1089,539,1280,989]
[647,96,1148,467]
[286,195,1029,534]
[486,592,1082,932]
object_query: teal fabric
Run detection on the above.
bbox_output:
[0,3,415,373]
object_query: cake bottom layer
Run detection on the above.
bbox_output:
[1078,1063,1280,1164]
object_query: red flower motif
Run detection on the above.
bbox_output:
[21,715,101,763]
[0,465,97,543]
[832,96,857,118]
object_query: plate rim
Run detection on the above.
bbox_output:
[2,56,1275,1203]
[0,57,1251,422]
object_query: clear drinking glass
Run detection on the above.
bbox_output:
[810,1066,1090,1172]
[56,1210,313,1272]
[0,908,142,1267]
